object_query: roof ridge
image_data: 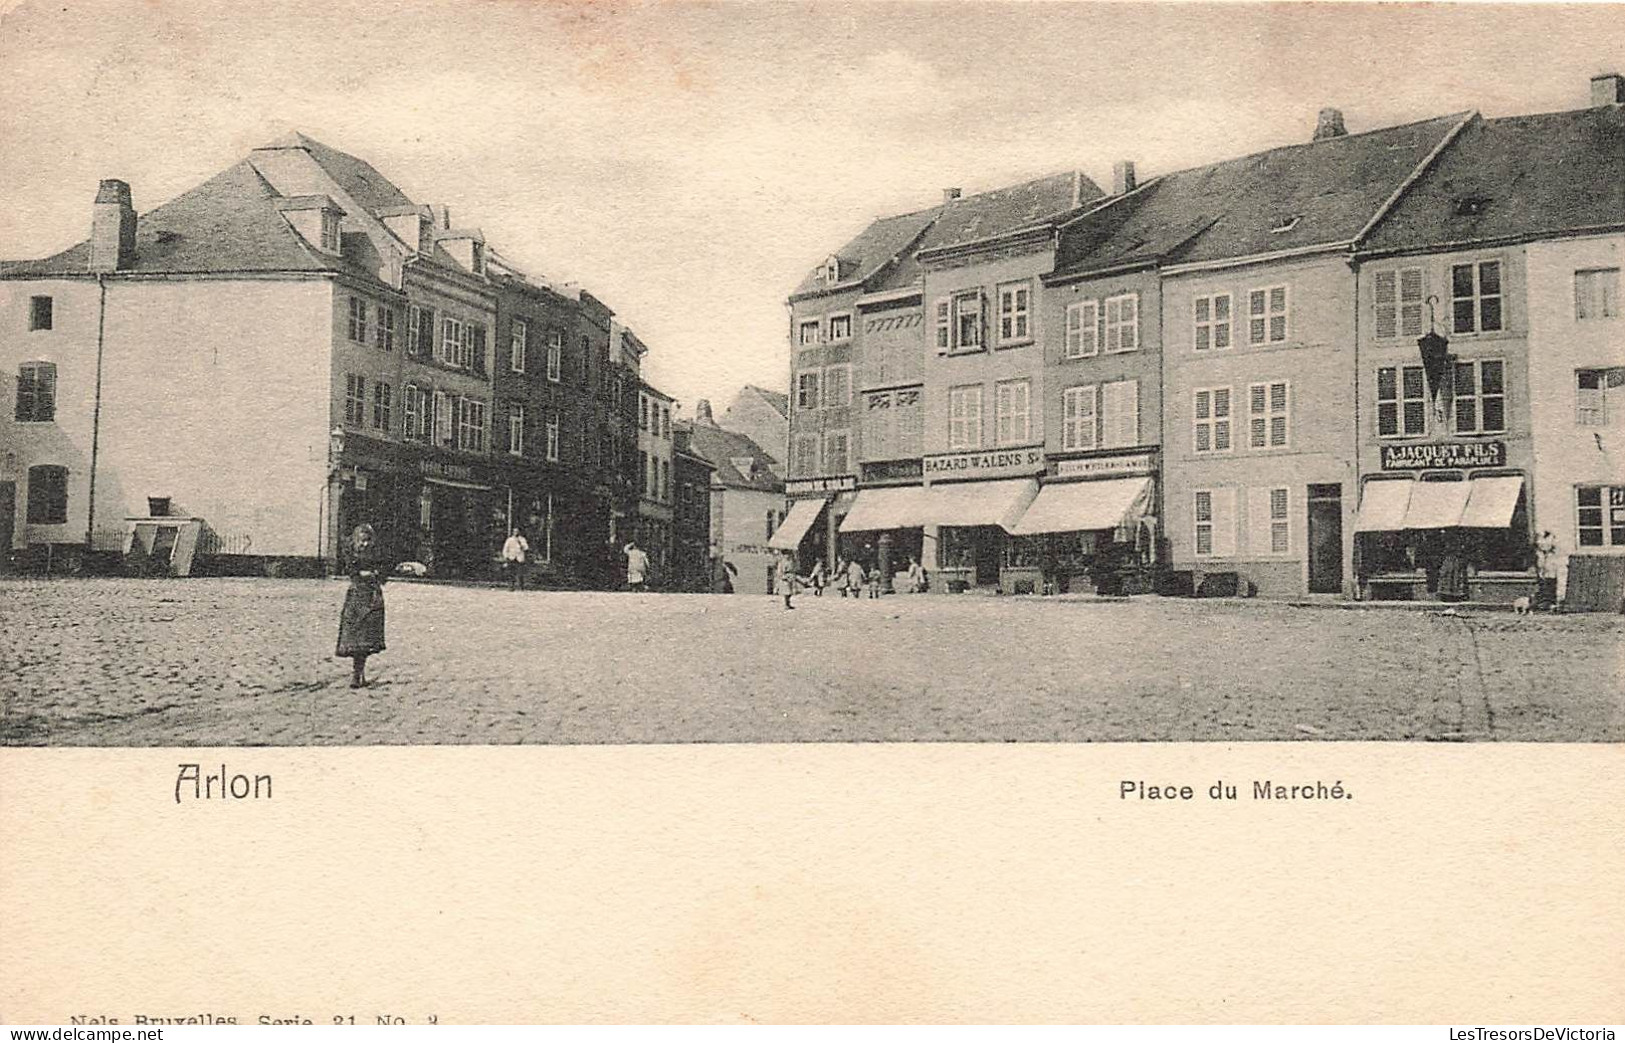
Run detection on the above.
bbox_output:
[1484,103,1625,124]
[1148,109,1473,184]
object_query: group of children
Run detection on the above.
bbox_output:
[772,553,928,609]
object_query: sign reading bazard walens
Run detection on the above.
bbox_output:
[1379,441,1506,471]
[923,446,1044,481]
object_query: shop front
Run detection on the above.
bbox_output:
[1354,441,1534,603]
[920,446,1043,593]
[1008,457,1158,596]
[926,477,1040,593]
[836,482,930,590]
[772,475,857,568]
[334,435,510,579]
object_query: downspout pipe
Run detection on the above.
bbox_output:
[85,274,108,553]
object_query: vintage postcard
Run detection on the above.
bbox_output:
[1,0,1622,1025]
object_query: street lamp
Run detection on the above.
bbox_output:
[325,425,346,572]
[328,425,346,473]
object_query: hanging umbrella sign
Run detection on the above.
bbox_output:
[1418,329,1452,402]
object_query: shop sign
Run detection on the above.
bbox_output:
[923,446,1044,481]
[861,459,924,483]
[419,458,476,482]
[1379,441,1505,471]
[786,475,856,496]
[1055,451,1157,479]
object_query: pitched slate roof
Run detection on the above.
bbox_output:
[681,421,784,492]
[917,171,1103,256]
[1051,112,1470,278]
[0,161,334,277]
[1361,105,1625,254]
[790,206,941,299]
[256,131,415,213]
[742,385,789,419]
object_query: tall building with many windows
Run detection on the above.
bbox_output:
[1,133,652,581]
[1353,78,1625,605]
[636,381,676,579]
[1158,111,1470,598]
[783,204,943,569]
[786,82,1623,604]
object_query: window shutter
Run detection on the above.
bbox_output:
[1115,380,1138,447]
[979,290,989,350]
[1212,488,1237,558]
[1247,487,1272,558]
[934,298,951,354]
[15,369,33,421]
[1400,268,1425,336]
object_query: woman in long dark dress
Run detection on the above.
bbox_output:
[336,524,387,688]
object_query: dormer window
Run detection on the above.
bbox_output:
[821,256,841,284]
[320,211,341,253]
[1270,215,1301,234]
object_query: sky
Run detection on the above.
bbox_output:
[1,0,1623,414]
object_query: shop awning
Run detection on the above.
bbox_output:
[838,486,934,532]
[1403,480,1473,530]
[1353,480,1414,533]
[1010,477,1152,536]
[768,497,827,550]
[1457,475,1524,528]
[927,477,1040,531]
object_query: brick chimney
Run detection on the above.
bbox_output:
[942,187,961,205]
[1112,160,1137,195]
[1592,72,1624,107]
[694,399,715,426]
[434,204,452,230]
[89,179,136,272]
[1313,108,1348,141]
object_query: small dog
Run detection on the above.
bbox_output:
[1511,595,1532,615]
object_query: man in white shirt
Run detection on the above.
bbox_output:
[624,540,650,592]
[502,528,530,591]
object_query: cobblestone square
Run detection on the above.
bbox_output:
[1,578,1620,745]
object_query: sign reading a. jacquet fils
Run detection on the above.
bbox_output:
[1379,441,1506,471]
[786,475,856,496]
[923,446,1044,480]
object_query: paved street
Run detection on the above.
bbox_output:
[1,578,1620,745]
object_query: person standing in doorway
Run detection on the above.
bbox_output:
[502,528,530,591]
[624,539,650,592]
[335,524,387,689]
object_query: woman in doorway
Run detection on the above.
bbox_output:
[336,524,387,688]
